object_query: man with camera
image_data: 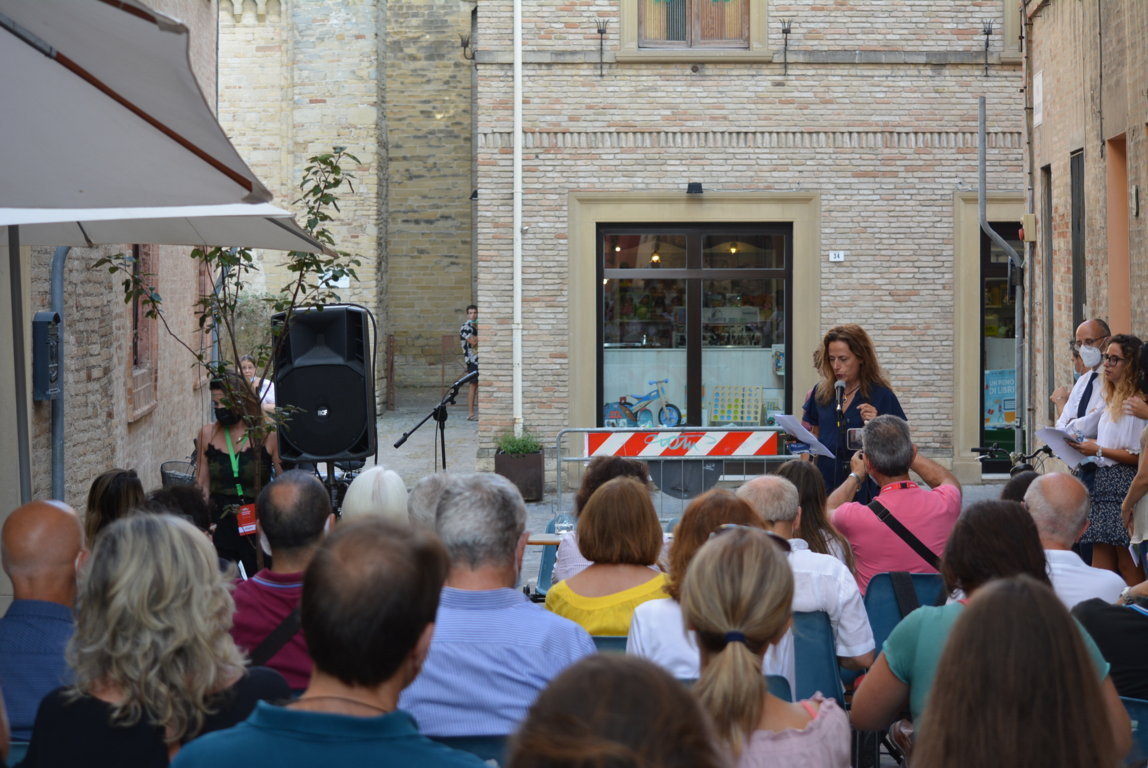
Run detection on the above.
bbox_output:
[826,415,962,594]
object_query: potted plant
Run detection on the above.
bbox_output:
[494,431,545,502]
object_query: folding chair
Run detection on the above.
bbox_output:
[863,572,945,651]
[592,635,628,653]
[533,518,559,599]
[1122,697,1148,767]
[792,610,844,707]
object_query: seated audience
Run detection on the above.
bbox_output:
[1025,472,1125,607]
[507,655,726,768]
[230,471,333,692]
[85,468,144,542]
[552,456,650,583]
[683,526,851,767]
[914,575,1125,768]
[999,470,1040,502]
[545,477,668,635]
[850,501,1129,757]
[776,458,854,571]
[339,465,408,523]
[738,474,875,677]
[826,415,961,593]
[0,500,86,740]
[407,472,451,531]
[22,515,289,767]
[173,519,485,767]
[629,489,775,678]
[400,473,594,737]
[1073,580,1148,700]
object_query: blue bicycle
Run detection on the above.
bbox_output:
[602,378,682,427]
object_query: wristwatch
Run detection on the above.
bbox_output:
[1096,445,1104,461]
[1119,587,1148,607]
[848,472,864,485]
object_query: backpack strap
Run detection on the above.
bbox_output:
[250,607,301,667]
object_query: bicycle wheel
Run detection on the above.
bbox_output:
[658,404,682,427]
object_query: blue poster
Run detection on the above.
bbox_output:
[984,369,1016,428]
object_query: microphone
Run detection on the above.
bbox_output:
[451,370,479,390]
[835,379,845,415]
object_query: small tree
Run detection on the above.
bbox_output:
[96,147,362,500]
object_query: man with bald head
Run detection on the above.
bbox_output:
[231,470,334,692]
[0,500,86,739]
[1025,472,1124,608]
[1053,318,1110,430]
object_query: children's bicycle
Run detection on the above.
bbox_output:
[603,378,682,428]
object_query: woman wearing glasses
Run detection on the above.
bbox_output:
[1067,334,1148,584]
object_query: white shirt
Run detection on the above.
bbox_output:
[627,538,874,692]
[1056,369,1105,432]
[1073,405,1147,467]
[551,531,669,584]
[1045,549,1126,608]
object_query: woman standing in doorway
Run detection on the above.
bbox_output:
[802,325,905,503]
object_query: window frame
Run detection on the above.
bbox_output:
[619,0,770,63]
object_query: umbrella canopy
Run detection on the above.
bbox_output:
[0,0,271,207]
[0,204,335,255]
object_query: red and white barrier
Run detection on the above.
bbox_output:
[585,430,780,458]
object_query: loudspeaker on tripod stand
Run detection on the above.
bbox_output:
[272,306,377,462]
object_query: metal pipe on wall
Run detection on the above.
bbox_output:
[511,0,524,437]
[50,246,70,500]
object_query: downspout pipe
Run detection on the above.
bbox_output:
[50,246,70,500]
[511,0,524,437]
[978,96,1025,453]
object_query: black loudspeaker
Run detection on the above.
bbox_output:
[273,306,377,462]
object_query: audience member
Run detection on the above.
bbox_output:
[545,477,668,635]
[777,458,854,571]
[552,456,649,583]
[999,469,1039,502]
[737,475,875,677]
[1025,473,1125,607]
[827,415,961,593]
[400,473,594,737]
[340,465,408,523]
[84,468,144,543]
[22,515,289,767]
[914,576,1124,768]
[850,500,1128,759]
[629,489,779,679]
[407,472,451,531]
[0,500,86,740]
[231,470,333,692]
[144,486,212,534]
[507,655,726,768]
[173,519,485,767]
[683,526,851,766]
[1073,580,1148,700]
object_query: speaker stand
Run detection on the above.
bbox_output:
[394,372,472,472]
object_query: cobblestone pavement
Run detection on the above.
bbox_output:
[371,389,1004,589]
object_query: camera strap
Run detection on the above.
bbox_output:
[867,499,940,571]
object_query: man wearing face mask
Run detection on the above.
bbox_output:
[230,470,334,693]
[1054,318,1111,431]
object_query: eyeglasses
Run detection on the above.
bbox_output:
[710,524,792,552]
[1070,336,1110,350]
[1103,355,1127,366]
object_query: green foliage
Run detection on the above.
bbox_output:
[495,431,543,455]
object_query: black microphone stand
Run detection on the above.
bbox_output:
[393,374,472,471]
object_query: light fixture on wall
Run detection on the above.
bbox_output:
[686,182,703,194]
[780,19,793,77]
[460,33,475,61]
[982,21,993,77]
[595,18,609,78]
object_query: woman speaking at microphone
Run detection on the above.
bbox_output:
[802,325,905,502]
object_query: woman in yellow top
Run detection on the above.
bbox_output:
[545,477,668,635]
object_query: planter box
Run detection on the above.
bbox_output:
[494,448,544,502]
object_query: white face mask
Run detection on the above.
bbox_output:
[1079,344,1102,370]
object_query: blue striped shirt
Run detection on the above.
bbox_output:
[399,587,595,737]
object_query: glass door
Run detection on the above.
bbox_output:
[980,222,1023,473]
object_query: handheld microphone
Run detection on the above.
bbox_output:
[834,379,845,415]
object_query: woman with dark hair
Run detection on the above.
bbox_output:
[1067,334,1148,583]
[999,469,1039,502]
[850,500,1129,757]
[627,489,768,679]
[507,655,725,768]
[195,372,281,576]
[913,575,1126,768]
[776,459,854,572]
[85,468,145,542]
[551,456,651,583]
[801,325,905,502]
[545,478,667,635]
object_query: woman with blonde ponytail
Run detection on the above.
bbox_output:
[681,527,850,767]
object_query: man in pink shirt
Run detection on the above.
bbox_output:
[826,415,961,593]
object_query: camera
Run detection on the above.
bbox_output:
[846,428,864,451]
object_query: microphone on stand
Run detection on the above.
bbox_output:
[834,379,845,416]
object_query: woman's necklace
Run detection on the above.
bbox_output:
[289,695,391,716]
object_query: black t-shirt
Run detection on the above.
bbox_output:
[1072,598,1148,700]
[19,666,289,767]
